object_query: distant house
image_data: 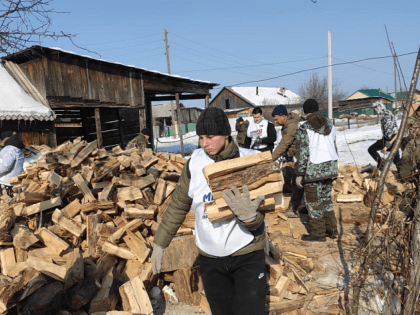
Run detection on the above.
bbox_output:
[209,86,301,117]
[338,89,395,114]
[152,103,204,136]
[391,90,420,110]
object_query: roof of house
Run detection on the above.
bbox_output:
[0,63,55,121]
[358,89,394,101]
[211,86,301,107]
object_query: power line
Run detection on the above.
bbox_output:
[177,56,326,73]
[81,33,162,46]
[231,52,417,86]
[171,54,271,78]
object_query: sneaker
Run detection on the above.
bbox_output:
[284,206,299,218]
[301,234,326,242]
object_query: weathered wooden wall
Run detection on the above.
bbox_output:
[0,121,54,146]
[18,57,145,107]
[54,108,141,150]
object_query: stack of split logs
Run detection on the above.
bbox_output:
[0,139,343,315]
[332,164,413,207]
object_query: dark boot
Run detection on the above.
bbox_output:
[298,205,308,214]
[301,234,326,242]
[283,205,299,218]
[301,218,326,242]
[324,210,338,239]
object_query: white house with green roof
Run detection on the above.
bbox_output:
[338,89,395,115]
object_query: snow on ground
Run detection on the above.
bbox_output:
[154,117,401,167]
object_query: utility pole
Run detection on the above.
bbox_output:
[164,29,178,137]
[327,31,333,119]
[394,52,397,111]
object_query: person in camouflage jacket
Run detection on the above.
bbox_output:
[125,128,151,152]
[399,105,420,180]
[294,99,339,242]
[368,100,401,168]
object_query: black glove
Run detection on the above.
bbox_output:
[254,137,262,148]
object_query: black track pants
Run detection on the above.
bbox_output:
[199,250,267,315]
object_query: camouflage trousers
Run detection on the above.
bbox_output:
[304,179,334,219]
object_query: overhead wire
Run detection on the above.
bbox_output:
[230,52,417,86]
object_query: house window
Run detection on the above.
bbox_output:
[225,99,230,109]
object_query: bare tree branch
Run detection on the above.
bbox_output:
[0,0,75,55]
[298,72,347,106]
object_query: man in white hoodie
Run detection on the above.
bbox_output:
[294,99,339,242]
[244,107,277,152]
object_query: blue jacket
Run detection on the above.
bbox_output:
[0,146,24,186]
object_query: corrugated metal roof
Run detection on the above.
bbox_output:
[0,63,55,121]
[359,89,394,101]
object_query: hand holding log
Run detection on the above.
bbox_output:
[222,185,265,223]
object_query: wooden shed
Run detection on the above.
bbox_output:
[3,46,218,149]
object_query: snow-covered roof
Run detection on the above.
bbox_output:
[0,63,54,121]
[229,86,301,106]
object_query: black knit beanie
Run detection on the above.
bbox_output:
[141,128,152,137]
[303,99,319,114]
[196,107,231,136]
[4,134,25,149]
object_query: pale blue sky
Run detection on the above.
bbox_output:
[32,1,420,107]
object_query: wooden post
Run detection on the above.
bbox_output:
[118,109,125,148]
[205,95,210,109]
[95,108,103,148]
[176,93,185,157]
[81,108,90,142]
[146,97,154,151]
[48,121,57,148]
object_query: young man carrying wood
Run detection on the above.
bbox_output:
[151,107,267,315]
[244,106,277,152]
[271,105,304,218]
[294,99,339,242]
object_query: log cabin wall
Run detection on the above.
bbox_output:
[0,120,54,146]
[54,107,141,149]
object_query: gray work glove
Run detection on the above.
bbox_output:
[384,140,392,149]
[151,244,165,275]
[222,185,265,222]
[296,176,304,189]
[271,161,280,171]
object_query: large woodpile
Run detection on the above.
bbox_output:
[0,139,344,315]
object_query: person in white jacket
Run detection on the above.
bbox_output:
[0,134,25,187]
